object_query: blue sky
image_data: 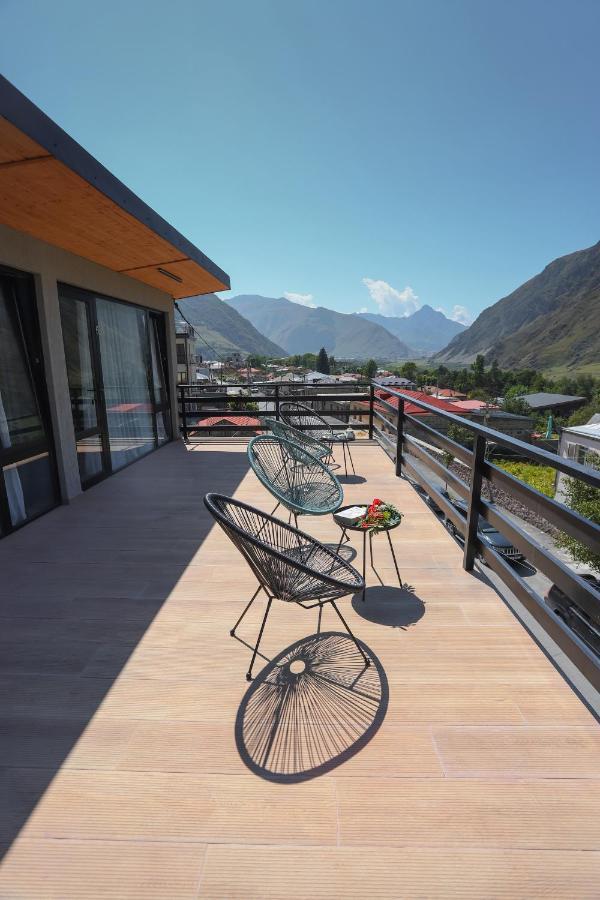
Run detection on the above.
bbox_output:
[2,0,599,324]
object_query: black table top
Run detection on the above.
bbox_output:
[333,503,402,533]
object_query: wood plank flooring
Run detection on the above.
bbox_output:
[0,440,598,898]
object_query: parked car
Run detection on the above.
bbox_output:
[440,491,525,564]
[544,575,600,657]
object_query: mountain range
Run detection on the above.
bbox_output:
[226,295,415,359]
[175,294,286,359]
[357,305,465,353]
[435,240,600,372]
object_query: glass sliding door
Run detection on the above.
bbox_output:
[96,298,156,471]
[0,266,59,536]
[59,292,110,485]
[59,284,172,488]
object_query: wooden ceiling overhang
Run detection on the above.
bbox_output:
[0,76,230,299]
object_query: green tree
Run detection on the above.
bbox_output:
[471,354,486,386]
[447,423,474,450]
[501,386,532,416]
[487,359,502,395]
[363,359,378,380]
[316,348,330,374]
[400,361,418,382]
[556,452,600,575]
[245,354,266,369]
[567,400,600,427]
[328,355,336,374]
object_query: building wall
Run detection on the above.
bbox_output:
[556,429,600,502]
[0,222,178,503]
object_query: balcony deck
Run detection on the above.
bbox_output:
[1,440,599,897]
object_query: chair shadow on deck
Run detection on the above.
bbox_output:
[235,631,388,783]
[352,585,426,629]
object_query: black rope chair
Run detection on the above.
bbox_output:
[247,435,342,527]
[279,400,356,476]
[204,493,369,680]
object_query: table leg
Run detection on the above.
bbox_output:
[342,442,348,477]
[346,441,356,475]
[386,530,403,587]
[335,527,347,556]
[362,528,366,602]
[368,530,384,586]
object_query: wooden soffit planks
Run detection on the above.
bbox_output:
[0,116,229,297]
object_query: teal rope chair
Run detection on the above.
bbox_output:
[247,435,343,527]
[264,417,331,463]
[279,400,356,476]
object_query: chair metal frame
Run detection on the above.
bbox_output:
[264,417,331,463]
[204,493,369,680]
[247,434,343,528]
[279,400,356,476]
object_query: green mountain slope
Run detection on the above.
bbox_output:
[175,294,287,359]
[436,241,600,372]
[227,295,414,359]
[358,305,465,354]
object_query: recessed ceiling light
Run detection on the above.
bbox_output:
[157,267,183,284]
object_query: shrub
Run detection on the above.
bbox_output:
[494,460,556,498]
[555,452,600,575]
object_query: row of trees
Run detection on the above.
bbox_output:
[315,348,379,380]
[390,355,599,404]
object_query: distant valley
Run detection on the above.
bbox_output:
[226,295,414,359]
[178,242,600,373]
[357,305,465,354]
[225,294,464,360]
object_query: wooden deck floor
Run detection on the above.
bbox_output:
[1,440,599,897]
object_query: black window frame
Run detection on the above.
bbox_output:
[0,263,60,535]
[58,283,173,488]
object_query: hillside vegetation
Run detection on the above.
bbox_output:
[176,294,286,359]
[436,241,600,373]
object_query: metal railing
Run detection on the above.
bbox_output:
[177,378,600,686]
[371,383,600,691]
[178,382,374,439]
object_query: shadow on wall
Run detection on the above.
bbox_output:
[235,631,388,782]
[0,442,249,859]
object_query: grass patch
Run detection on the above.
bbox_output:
[494,459,556,498]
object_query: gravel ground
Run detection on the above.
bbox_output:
[447,460,560,537]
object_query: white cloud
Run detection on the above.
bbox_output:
[283,291,316,308]
[434,304,473,325]
[362,278,420,317]
[358,306,368,314]
[449,305,472,325]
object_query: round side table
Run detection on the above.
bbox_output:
[333,504,403,602]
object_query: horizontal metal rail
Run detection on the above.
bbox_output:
[375,383,600,488]
[371,382,600,691]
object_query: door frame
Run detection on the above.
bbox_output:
[0,264,60,535]
[58,283,172,490]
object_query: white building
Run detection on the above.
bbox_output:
[556,416,600,500]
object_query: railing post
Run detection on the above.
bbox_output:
[274,384,280,421]
[368,384,374,440]
[180,385,188,443]
[463,434,486,570]
[395,397,404,477]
